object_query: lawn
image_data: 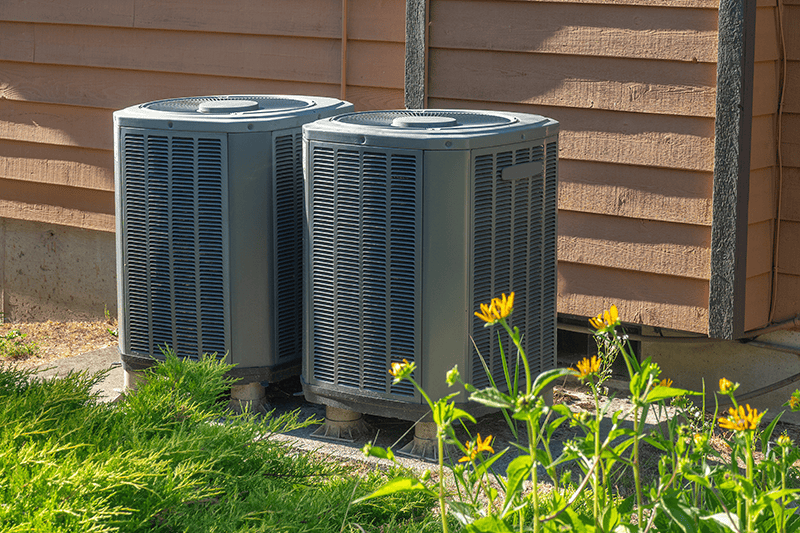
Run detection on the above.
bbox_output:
[0,352,438,532]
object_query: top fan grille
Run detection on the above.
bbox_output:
[333,110,516,129]
[142,96,313,114]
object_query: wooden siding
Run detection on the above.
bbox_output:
[0,0,406,233]
[744,2,781,331]
[428,0,718,333]
[772,0,800,324]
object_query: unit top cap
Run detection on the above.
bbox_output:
[114,95,354,132]
[337,110,514,130]
[304,109,559,150]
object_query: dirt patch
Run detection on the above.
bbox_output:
[0,317,118,369]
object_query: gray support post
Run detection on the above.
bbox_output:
[405,0,428,109]
[709,0,757,339]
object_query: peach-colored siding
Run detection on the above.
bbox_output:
[428,0,718,333]
[745,0,781,330]
[0,0,406,233]
[771,0,800,323]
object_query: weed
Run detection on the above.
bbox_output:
[0,328,38,359]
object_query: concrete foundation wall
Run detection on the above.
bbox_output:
[642,327,800,425]
[0,217,116,322]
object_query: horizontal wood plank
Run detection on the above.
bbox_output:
[747,219,774,277]
[0,0,133,27]
[346,0,407,42]
[752,61,779,117]
[0,100,112,151]
[499,0,719,8]
[750,113,777,170]
[558,210,711,279]
[787,62,800,114]
[0,61,342,110]
[773,274,800,322]
[429,49,717,117]
[744,272,771,331]
[345,86,404,111]
[778,219,800,275]
[559,160,713,226]
[431,0,719,62]
[785,6,800,60]
[755,6,780,62]
[429,99,716,171]
[0,22,35,62]
[557,261,710,333]
[35,25,342,84]
[748,166,775,224]
[0,178,114,232]
[347,41,405,89]
[0,140,113,191]
[781,113,800,168]
[34,25,404,89]
[773,273,800,321]
[779,167,800,221]
[134,0,405,42]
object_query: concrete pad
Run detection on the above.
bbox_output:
[32,345,123,403]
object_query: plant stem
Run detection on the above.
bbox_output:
[438,432,449,533]
[745,432,754,533]
[591,380,601,527]
[529,419,540,533]
[632,405,644,527]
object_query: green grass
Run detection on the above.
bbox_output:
[0,354,439,532]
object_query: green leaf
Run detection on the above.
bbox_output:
[617,494,635,516]
[701,512,739,532]
[761,411,782,452]
[451,407,477,425]
[362,444,394,461]
[646,386,697,403]
[352,477,437,503]
[465,515,515,533]
[470,388,515,409]
[503,455,532,509]
[601,505,620,532]
[474,447,508,479]
[531,367,574,397]
[660,495,698,533]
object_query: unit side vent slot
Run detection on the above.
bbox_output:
[309,144,422,399]
[471,139,557,389]
[120,130,228,359]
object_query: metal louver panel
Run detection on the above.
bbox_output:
[471,139,557,389]
[120,129,229,359]
[309,144,421,399]
[273,131,303,363]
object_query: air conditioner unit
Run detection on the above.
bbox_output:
[302,109,559,422]
[114,95,353,388]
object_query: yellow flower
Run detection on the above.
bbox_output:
[718,404,763,432]
[459,433,494,463]
[788,394,800,411]
[589,304,619,332]
[474,292,514,325]
[777,433,793,448]
[574,355,601,380]
[389,358,415,382]
[718,378,737,395]
[659,378,674,388]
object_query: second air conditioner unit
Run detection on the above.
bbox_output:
[302,109,559,420]
[114,95,353,385]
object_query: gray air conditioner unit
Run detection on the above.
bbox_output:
[302,109,559,421]
[114,95,353,385]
